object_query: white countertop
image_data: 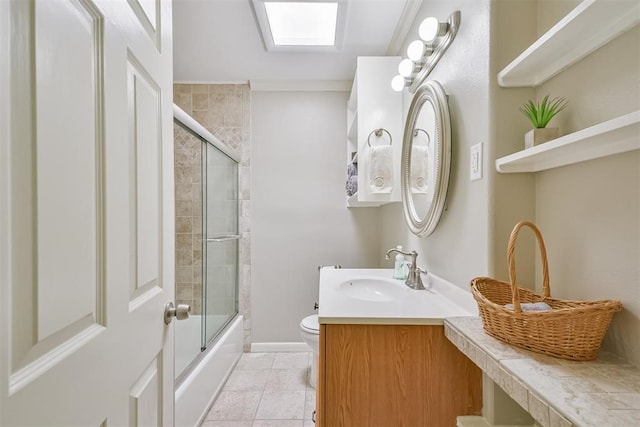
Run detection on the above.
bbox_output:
[318,268,478,325]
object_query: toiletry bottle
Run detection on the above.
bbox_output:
[393,245,406,280]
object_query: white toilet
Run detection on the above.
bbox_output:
[299,314,320,388]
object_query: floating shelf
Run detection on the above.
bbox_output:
[498,0,640,87]
[496,111,640,173]
[346,193,383,208]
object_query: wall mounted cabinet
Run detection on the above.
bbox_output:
[347,57,402,207]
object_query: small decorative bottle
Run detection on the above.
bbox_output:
[393,245,407,280]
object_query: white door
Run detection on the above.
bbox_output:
[0,0,175,425]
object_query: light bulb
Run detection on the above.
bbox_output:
[398,59,415,77]
[407,40,424,62]
[419,17,448,42]
[391,75,406,92]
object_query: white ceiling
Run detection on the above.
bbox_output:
[173,0,417,83]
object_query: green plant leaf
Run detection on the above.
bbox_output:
[519,95,567,128]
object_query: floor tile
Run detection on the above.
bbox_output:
[223,369,270,391]
[304,390,316,420]
[265,369,308,391]
[272,352,311,369]
[205,352,315,425]
[255,390,306,420]
[201,421,253,427]
[235,353,275,370]
[206,391,262,421]
[252,420,303,427]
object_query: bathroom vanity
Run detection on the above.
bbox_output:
[315,269,482,426]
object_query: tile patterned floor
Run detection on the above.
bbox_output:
[201,352,316,427]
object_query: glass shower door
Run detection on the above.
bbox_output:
[202,142,239,346]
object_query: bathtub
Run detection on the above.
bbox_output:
[175,315,243,427]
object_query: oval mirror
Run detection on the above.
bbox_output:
[401,80,451,237]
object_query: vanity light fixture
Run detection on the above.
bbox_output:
[406,40,434,62]
[391,75,409,92]
[398,58,420,78]
[391,11,461,93]
[393,58,422,91]
[419,17,449,42]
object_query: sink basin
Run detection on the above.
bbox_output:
[337,277,405,302]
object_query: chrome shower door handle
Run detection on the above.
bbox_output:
[164,302,191,325]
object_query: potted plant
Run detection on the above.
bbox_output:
[519,95,568,149]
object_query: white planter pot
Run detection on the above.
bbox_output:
[524,127,559,149]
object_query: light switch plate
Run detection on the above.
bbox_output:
[470,142,483,181]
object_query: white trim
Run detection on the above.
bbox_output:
[250,342,311,352]
[386,0,423,56]
[172,104,240,163]
[249,79,351,92]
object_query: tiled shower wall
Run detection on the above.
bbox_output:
[174,124,203,315]
[174,83,251,350]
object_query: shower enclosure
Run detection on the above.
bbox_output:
[173,109,240,382]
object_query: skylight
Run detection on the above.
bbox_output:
[251,0,345,51]
[264,2,338,46]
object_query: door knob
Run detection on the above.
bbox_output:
[164,302,191,325]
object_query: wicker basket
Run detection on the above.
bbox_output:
[470,221,622,361]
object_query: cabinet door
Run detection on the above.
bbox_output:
[321,324,481,426]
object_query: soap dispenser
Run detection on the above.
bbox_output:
[393,245,407,280]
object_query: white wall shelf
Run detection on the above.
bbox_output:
[496,111,640,173]
[346,193,383,208]
[497,0,640,87]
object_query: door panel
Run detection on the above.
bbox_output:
[128,53,162,299]
[0,0,175,425]
[129,356,162,426]
[35,0,105,343]
[7,0,107,385]
[127,0,161,49]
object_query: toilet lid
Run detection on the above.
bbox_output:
[301,314,319,332]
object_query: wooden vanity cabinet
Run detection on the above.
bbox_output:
[316,323,482,427]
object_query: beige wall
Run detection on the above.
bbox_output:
[532,7,640,366]
[493,0,640,367]
[173,83,253,350]
[380,0,492,287]
[251,90,381,343]
[382,0,639,368]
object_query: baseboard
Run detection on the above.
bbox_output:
[250,342,311,352]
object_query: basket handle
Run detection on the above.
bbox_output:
[507,221,550,312]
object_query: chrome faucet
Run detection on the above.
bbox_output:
[385,248,427,290]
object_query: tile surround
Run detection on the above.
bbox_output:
[204,352,316,426]
[174,83,252,350]
[445,317,640,427]
[174,124,204,314]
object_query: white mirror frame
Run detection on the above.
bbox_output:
[401,80,451,237]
